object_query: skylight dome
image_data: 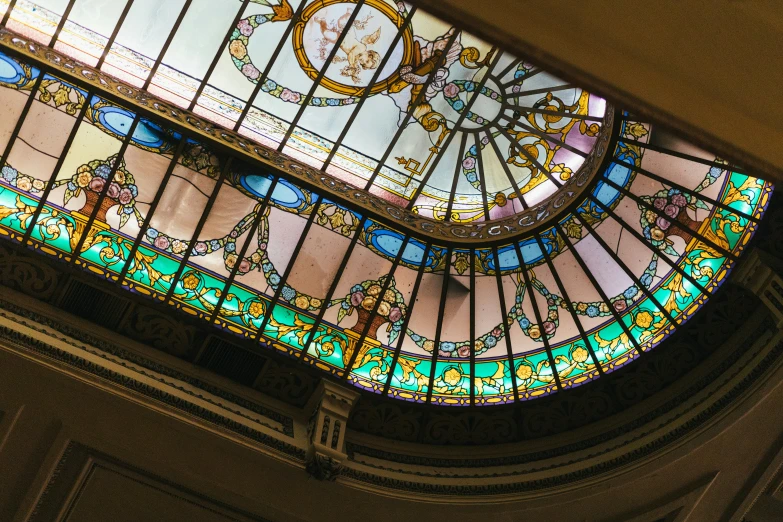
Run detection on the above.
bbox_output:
[0,0,771,405]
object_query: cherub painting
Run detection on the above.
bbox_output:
[314,9,382,84]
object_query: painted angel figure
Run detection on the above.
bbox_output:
[386,27,463,125]
[314,9,382,84]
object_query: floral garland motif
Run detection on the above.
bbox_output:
[228,1,361,108]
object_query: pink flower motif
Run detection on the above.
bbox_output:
[194,241,208,254]
[653,197,667,210]
[543,321,556,334]
[492,327,503,338]
[438,349,450,357]
[241,63,260,80]
[388,306,402,323]
[259,243,267,250]
[656,216,671,231]
[238,259,251,273]
[154,236,170,250]
[107,182,120,199]
[343,97,354,105]
[614,300,627,312]
[88,177,105,192]
[458,345,471,357]
[280,88,301,103]
[118,187,133,205]
[237,19,254,37]
[490,92,498,100]
[481,136,489,145]
[462,157,476,170]
[350,291,364,307]
[664,204,679,218]
[443,82,459,98]
[672,193,688,207]
[512,85,521,93]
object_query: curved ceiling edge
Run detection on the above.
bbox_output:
[0,29,613,247]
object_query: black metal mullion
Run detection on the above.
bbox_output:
[600,175,738,261]
[22,89,92,246]
[363,28,461,190]
[253,198,323,342]
[553,221,644,355]
[0,70,45,175]
[511,241,563,391]
[209,177,280,324]
[490,246,519,402]
[406,49,502,208]
[277,0,367,152]
[382,242,431,396]
[233,0,309,132]
[496,58,522,81]
[187,0,251,111]
[321,6,417,168]
[70,114,142,259]
[142,0,192,90]
[117,138,187,286]
[613,157,758,223]
[588,194,711,296]
[501,67,542,88]
[620,137,745,173]
[534,232,604,376]
[500,103,603,122]
[298,215,368,362]
[163,157,233,301]
[506,83,574,99]
[1,0,18,26]
[342,235,411,378]
[95,0,133,69]
[572,210,680,327]
[443,132,468,222]
[469,247,475,405]
[500,112,589,159]
[426,247,451,403]
[496,124,563,188]
[48,0,76,46]
[486,131,529,209]
[475,133,490,218]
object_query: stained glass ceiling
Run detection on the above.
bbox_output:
[0,0,772,405]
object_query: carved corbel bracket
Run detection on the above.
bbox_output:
[734,249,783,328]
[304,380,359,480]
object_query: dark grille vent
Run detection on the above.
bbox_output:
[198,336,267,386]
[58,278,130,330]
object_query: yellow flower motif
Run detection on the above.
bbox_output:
[77,165,91,174]
[377,301,391,316]
[225,253,237,268]
[651,227,665,241]
[248,301,264,318]
[443,367,462,386]
[229,40,247,60]
[76,171,92,188]
[367,284,381,297]
[423,340,434,352]
[383,289,396,303]
[635,311,654,329]
[250,252,261,263]
[572,346,589,363]
[295,295,310,309]
[310,298,322,308]
[16,177,31,191]
[528,325,541,339]
[627,122,648,139]
[516,364,533,380]
[474,340,484,352]
[577,302,588,313]
[113,170,125,184]
[361,296,376,311]
[645,210,657,223]
[182,273,199,290]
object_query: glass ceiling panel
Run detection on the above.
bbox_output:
[0,7,773,405]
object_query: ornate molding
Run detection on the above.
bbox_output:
[0,28,613,246]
